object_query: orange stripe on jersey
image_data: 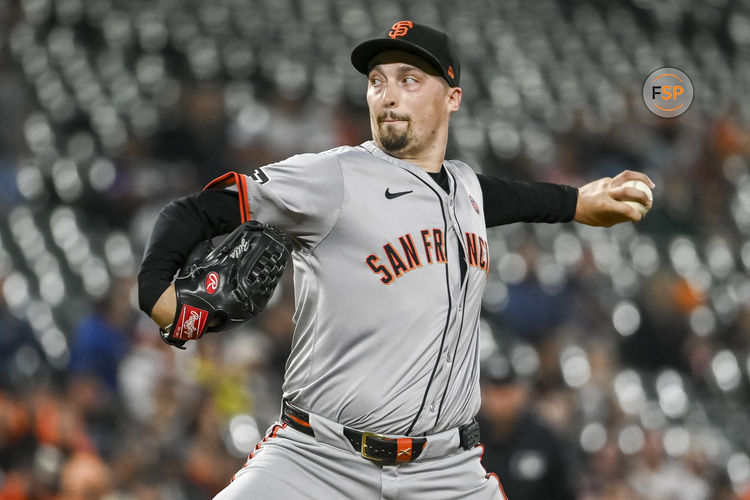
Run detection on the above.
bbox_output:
[231,423,287,482]
[488,473,507,499]
[204,171,251,223]
[237,173,251,222]
[287,414,311,428]
[477,444,508,499]
[396,438,413,462]
[204,171,239,191]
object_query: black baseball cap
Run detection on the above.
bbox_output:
[351,21,460,87]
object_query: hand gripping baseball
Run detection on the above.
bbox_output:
[160,221,292,349]
[574,170,655,227]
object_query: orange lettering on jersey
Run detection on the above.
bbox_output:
[399,234,422,269]
[389,20,413,39]
[384,243,409,277]
[366,254,394,285]
[478,236,488,272]
[464,232,490,275]
[420,229,433,264]
[465,232,478,266]
[433,228,446,263]
[480,236,490,274]
[365,229,454,285]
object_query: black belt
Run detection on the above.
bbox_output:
[281,399,480,465]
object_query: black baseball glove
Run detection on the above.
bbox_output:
[160,221,292,349]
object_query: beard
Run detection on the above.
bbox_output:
[376,113,412,154]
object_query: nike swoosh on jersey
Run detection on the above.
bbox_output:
[385,188,413,199]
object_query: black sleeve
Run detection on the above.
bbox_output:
[137,189,242,316]
[477,174,578,227]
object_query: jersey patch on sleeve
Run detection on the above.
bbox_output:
[248,166,270,185]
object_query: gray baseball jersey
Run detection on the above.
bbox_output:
[242,140,490,436]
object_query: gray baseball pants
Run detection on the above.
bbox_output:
[213,411,507,500]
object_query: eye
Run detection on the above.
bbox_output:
[369,75,383,86]
[404,76,417,84]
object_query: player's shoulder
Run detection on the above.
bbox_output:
[276,145,363,168]
[445,159,483,198]
[445,158,480,184]
[444,158,476,175]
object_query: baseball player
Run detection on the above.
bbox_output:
[138,21,654,499]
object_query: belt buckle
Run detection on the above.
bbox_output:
[361,431,390,462]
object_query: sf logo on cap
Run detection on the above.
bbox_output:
[642,67,693,118]
[389,20,413,39]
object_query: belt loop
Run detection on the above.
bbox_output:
[458,419,481,450]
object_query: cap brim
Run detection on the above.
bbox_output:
[351,38,446,80]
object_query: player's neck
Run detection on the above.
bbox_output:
[403,147,445,173]
[379,138,447,173]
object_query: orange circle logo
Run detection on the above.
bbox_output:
[642,67,693,118]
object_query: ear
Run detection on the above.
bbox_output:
[447,86,462,115]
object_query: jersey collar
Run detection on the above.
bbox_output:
[360,141,453,198]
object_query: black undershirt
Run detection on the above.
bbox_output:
[138,171,578,315]
[137,189,241,315]
[427,168,578,225]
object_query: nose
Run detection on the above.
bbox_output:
[381,81,398,108]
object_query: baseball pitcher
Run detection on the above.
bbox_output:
[138,21,654,500]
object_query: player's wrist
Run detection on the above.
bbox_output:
[150,284,177,329]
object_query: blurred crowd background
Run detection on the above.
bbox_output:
[1,0,750,498]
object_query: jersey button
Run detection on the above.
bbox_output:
[446,353,452,363]
[429,404,435,412]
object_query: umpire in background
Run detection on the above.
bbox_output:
[479,354,576,500]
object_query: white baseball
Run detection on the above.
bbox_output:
[622,180,653,216]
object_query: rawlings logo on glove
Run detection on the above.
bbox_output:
[160,221,292,349]
[172,305,208,341]
[205,272,220,294]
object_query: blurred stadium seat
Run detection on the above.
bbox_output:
[1,0,750,497]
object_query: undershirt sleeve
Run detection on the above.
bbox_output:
[477,174,578,227]
[137,189,241,315]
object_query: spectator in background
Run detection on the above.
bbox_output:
[497,240,571,344]
[579,440,636,500]
[58,452,112,500]
[627,429,709,500]
[479,353,576,500]
[0,280,40,390]
[68,279,135,392]
[68,280,136,458]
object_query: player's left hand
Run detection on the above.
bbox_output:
[574,170,655,227]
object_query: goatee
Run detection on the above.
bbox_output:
[379,126,410,152]
[376,112,412,153]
